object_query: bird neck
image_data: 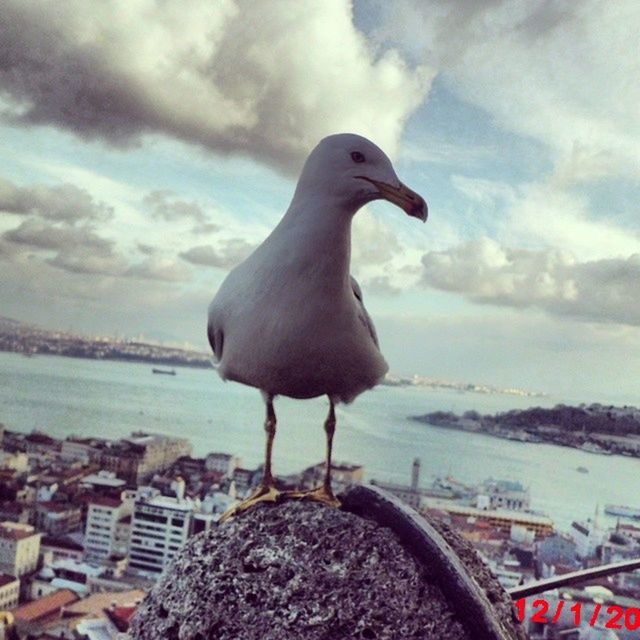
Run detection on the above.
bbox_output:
[275,195,354,285]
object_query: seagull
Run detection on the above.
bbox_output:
[208,133,427,518]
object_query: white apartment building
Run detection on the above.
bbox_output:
[0,574,19,610]
[0,522,41,577]
[569,519,606,559]
[84,496,133,563]
[128,491,195,577]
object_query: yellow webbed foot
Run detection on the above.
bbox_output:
[219,485,282,523]
[285,485,341,508]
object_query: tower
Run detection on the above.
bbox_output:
[411,458,420,491]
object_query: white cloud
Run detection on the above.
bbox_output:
[499,181,640,261]
[0,0,432,173]
[370,0,640,182]
[421,237,640,326]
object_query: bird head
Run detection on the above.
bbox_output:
[293,133,427,222]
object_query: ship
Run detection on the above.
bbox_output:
[152,367,176,376]
[604,504,640,519]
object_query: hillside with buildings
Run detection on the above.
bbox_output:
[0,316,212,369]
[412,403,640,457]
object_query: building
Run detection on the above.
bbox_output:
[31,559,105,598]
[371,458,425,510]
[128,489,195,577]
[569,516,606,559]
[11,588,79,632]
[54,589,145,638]
[477,479,530,512]
[23,431,62,457]
[0,522,41,578]
[0,574,19,610]
[0,452,28,473]
[34,502,82,536]
[40,536,84,563]
[99,433,192,485]
[302,462,364,494]
[424,500,554,538]
[232,467,258,496]
[84,496,133,563]
[60,436,106,464]
[79,470,127,494]
[205,452,239,478]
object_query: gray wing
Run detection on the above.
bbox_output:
[350,275,379,348]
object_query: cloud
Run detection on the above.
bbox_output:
[0,176,113,223]
[46,249,128,276]
[125,257,192,282]
[179,239,256,270]
[0,0,432,173]
[369,0,640,182]
[137,243,157,256]
[3,218,114,253]
[421,237,640,326]
[352,212,402,265]
[142,190,212,226]
[363,275,402,296]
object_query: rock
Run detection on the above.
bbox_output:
[131,500,524,640]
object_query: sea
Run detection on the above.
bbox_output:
[1,351,639,532]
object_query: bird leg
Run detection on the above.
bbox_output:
[219,396,282,522]
[286,400,341,507]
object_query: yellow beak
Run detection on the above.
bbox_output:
[357,177,428,221]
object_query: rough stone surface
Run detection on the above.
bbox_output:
[131,501,522,640]
[427,516,528,639]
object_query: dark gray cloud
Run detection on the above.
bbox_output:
[0,176,113,223]
[179,239,256,270]
[3,218,114,253]
[0,1,429,173]
[421,238,640,326]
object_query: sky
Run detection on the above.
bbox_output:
[1,0,639,403]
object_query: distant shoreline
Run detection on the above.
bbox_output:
[0,345,214,370]
[411,405,640,459]
[0,317,544,398]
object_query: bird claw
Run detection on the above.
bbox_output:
[285,486,341,508]
[218,484,282,523]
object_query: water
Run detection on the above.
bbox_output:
[1,351,638,531]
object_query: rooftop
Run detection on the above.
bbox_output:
[89,496,123,509]
[12,588,79,623]
[0,573,18,588]
[0,522,37,540]
[41,535,84,552]
[138,495,195,512]
[36,501,79,513]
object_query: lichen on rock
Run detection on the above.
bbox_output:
[131,500,517,639]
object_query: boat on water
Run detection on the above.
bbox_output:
[576,466,589,474]
[604,504,640,519]
[152,367,176,376]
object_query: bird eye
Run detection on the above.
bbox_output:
[350,151,366,163]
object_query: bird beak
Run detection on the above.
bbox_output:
[358,177,428,222]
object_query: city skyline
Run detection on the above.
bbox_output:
[1,1,639,402]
